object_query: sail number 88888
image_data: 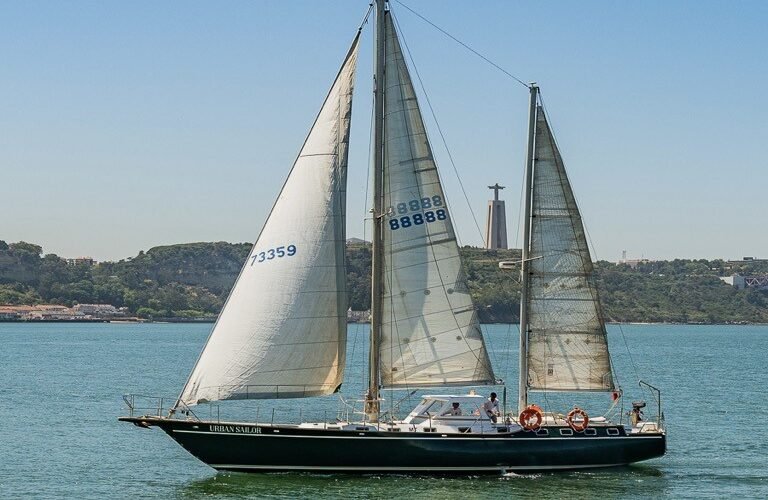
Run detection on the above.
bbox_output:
[387,195,448,231]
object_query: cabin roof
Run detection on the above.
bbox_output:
[421,394,485,400]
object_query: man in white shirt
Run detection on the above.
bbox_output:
[483,392,500,423]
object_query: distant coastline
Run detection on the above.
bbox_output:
[1,317,764,326]
[2,240,767,325]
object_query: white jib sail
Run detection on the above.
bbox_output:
[378,15,495,388]
[526,105,615,392]
[178,36,360,405]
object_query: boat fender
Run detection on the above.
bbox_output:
[519,405,543,431]
[566,407,589,432]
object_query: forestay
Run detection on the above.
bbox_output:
[525,105,615,392]
[178,35,360,405]
[378,16,495,388]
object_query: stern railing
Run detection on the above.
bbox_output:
[639,380,663,428]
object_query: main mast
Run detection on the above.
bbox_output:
[366,0,386,421]
[518,83,538,414]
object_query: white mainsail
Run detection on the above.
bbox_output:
[178,35,360,405]
[525,105,615,392]
[377,15,495,388]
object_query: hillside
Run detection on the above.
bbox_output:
[1,240,767,323]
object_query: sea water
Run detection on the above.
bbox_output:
[1,322,766,499]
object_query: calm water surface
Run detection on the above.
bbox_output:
[1,323,766,499]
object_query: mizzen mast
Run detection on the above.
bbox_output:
[518,83,538,414]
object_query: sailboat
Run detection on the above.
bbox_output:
[120,1,666,473]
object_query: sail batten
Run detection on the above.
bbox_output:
[378,14,495,389]
[525,104,615,393]
[177,35,360,406]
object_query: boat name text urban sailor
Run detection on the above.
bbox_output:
[209,424,261,434]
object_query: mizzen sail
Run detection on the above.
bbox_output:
[525,105,615,392]
[377,15,495,388]
[178,35,360,405]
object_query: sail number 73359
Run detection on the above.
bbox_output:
[249,244,297,265]
[388,195,447,231]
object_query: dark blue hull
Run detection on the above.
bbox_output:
[121,417,666,473]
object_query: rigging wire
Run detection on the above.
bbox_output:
[378,3,652,421]
[514,158,527,251]
[384,8,464,404]
[390,1,530,381]
[617,323,641,385]
[519,94,609,415]
[390,7,487,248]
[393,0,530,89]
[389,9,495,371]
[345,56,378,406]
[501,301,516,391]
[390,2,536,385]
[358,3,375,32]
[389,1,532,388]
[538,93,641,406]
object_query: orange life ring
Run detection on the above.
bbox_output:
[566,407,589,432]
[519,405,543,431]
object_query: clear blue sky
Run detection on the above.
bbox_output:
[2,1,766,262]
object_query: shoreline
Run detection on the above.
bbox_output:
[2,319,765,326]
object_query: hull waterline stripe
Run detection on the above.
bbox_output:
[210,463,630,471]
[171,429,663,441]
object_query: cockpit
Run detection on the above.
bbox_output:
[403,394,490,423]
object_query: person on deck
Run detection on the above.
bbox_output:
[483,392,500,423]
[448,402,462,416]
